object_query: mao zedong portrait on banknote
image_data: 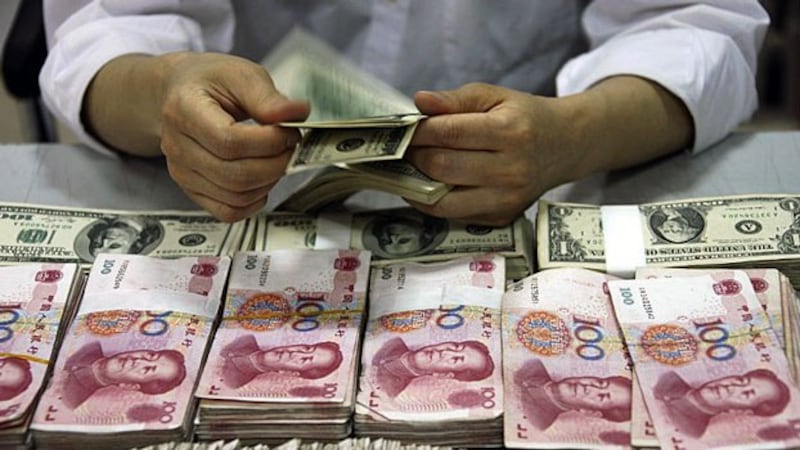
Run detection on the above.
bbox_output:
[653,369,791,438]
[219,334,344,389]
[371,336,494,398]
[60,341,186,409]
[0,356,33,401]
[514,358,632,430]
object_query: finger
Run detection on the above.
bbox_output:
[175,97,306,161]
[405,146,500,187]
[414,83,506,115]
[405,186,521,226]
[162,129,292,192]
[167,159,276,208]
[410,113,507,150]
[183,190,267,224]
[211,61,310,125]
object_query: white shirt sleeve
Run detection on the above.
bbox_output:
[39,1,235,155]
[556,1,770,152]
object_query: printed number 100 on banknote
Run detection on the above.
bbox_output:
[608,272,800,450]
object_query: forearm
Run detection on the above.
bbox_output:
[558,75,694,182]
[83,53,172,157]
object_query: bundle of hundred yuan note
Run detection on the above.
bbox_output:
[31,254,230,449]
[194,249,371,443]
[354,254,505,447]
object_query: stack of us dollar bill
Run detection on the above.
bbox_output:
[0,202,246,268]
[536,194,800,288]
[247,208,534,281]
[264,28,451,212]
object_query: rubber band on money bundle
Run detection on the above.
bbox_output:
[222,307,364,322]
[80,289,221,318]
[314,211,352,250]
[0,352,49,365]
[601,205,646,278]
[368,285,503,320]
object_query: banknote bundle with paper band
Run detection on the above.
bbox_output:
[30,254,231,449]
[249,208,534,281]
[0,264,80,450]
[537,195,800,288]
[0,202,246,267]
[354,255,506,447]
[194,250,371,444]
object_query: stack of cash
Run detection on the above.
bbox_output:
[608,269,800,449]
[501,266,800,449]
[31,254,231,449]
[354,255,505,446]
[277,161,451,213]
[251,208,534,281]
[0,263,80,450]
[628,267,800,448]
[276,108,450,213]
[0,202,246,267]
[536,195,800,288]
[194,250,371,444]
[263,28,450,212]
[129,437,452,450]
[501,268,632,449]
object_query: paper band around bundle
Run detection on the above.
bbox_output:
[314,211,353,250]
[600,205,646,278]
[368,285,503,320]
[79,289,220,318]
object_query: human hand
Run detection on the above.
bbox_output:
[407,83,576,226]
[158,52,310,222]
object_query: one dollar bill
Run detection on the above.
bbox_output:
[537,195,800,286]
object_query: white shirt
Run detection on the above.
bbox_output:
[40,1,769,155]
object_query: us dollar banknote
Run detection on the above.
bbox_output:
[284,121,420,174]
[264,27,417,122]
[277,160,451,212]
[537,195,800,286]
[0,202,244,266]
[264,28,450,210]
[253,208,534,280]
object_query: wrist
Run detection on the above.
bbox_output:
[555,76,693,180]
[83,53,173,156]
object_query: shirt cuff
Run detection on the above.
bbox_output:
[556,28,758,153]
[39,15,206,156]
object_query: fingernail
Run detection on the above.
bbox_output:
[418,90,447,101]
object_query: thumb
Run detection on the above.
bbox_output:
[414,83,506,115]
[215,64,310,124]
[250,94,310,124]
